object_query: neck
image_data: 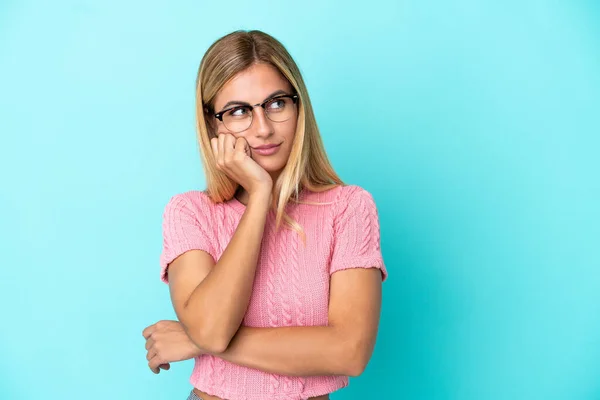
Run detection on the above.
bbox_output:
[235,186,275,207]
[235,171,281,206]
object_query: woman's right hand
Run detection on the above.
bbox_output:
[142,320,203,374]
[211,133,273,198]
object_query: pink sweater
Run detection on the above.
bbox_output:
[159,184,387,400]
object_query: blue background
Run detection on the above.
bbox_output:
[1,1,599,399]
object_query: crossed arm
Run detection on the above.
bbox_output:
[167,248,383,377]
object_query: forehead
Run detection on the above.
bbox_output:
[213,63,292,109]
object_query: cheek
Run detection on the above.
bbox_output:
[278,119,297,142]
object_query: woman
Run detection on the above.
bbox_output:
[142,30,388,400]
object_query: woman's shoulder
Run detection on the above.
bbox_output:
[296,184,378,221]
[167,189,211,202]
[338,184,375,199]
[305,184,375,205]
[162,189,216,217]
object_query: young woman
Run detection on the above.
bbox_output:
[142,30,388,400]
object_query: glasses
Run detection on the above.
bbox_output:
[213,94,299,133]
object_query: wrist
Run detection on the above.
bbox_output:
[248,189,272,208]
[190,341,205,358]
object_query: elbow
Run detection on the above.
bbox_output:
[342,340,372,377]
[181,318,233,355]
[346,357,368,377]
[201,338,230,355]
[196,332,230,354]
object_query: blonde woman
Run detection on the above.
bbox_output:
[142,30,388,400]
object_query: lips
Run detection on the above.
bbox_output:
[252,143,281,150]
[251,142,282,156]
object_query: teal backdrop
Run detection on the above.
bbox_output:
[1,1,599,399]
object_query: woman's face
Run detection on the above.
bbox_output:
[211,63,298,181]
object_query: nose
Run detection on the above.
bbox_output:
[251,107,274,138]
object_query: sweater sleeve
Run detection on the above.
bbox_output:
[329,186,388,281]
[159,193,217,284]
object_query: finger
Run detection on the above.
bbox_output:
[145,337,154,351]
[224,134,236,162]
[235,136,251,158]
[159,363,171,370]
[142,324,155,339]
[149,362,159,374]
[146,347,157,362]
[148,353,163,374]
[218,133,226,168]
[210,137,218,163]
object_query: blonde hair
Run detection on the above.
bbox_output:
[195,30,344,242]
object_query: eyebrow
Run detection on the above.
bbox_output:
[219,89,290,112]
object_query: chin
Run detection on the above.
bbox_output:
[257,158,287,172]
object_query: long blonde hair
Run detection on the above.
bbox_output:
[195,30,343,241]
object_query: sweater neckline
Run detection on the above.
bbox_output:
[227,188,308,215]
[229,194,247,215]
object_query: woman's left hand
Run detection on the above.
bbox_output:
[142,320,204,374]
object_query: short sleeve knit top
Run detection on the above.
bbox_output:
[159,184,387,400]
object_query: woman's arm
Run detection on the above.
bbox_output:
[167,190,271,354]
[145,254,382,376]
[206,267,383,377]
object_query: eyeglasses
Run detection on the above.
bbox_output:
[213,94,299,133]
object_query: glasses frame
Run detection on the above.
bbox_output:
[213,93,299,132]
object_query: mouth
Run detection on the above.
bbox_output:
[251,142,282,156]
[252,143,282,150]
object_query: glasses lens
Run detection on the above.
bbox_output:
[223,106,252,132]
[265,96,296,122]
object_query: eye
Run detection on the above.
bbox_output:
[266,98,287,112]
[226,106,251,118]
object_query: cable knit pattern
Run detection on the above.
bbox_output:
[159,185,387,400]
[279,229,294,397]
[267,216,281,395]
[280,230,294,327]
[289,229,307,396]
